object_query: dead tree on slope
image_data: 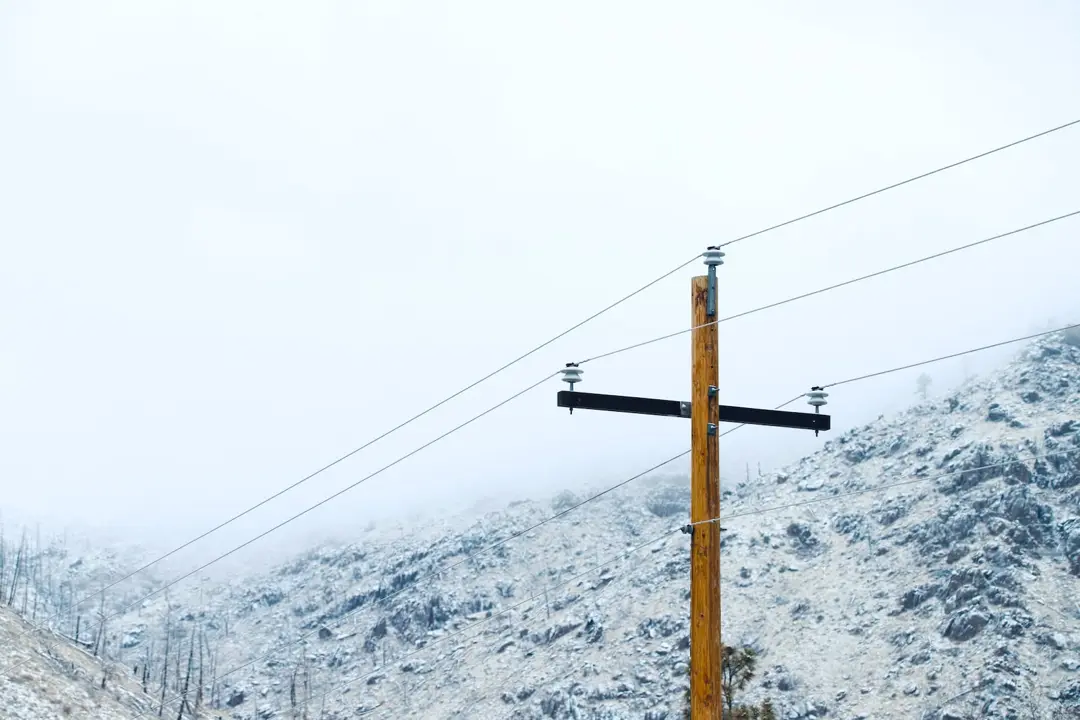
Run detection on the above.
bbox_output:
[158,602,172,717]
[7,530,26,607]
[177,627,195,720]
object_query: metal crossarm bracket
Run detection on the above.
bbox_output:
[556,391,830,432]
[715,404,830,432]
[557,391,690,418]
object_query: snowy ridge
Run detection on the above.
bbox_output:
[3,333,1080,719]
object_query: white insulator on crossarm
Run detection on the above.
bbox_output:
[806,387,828,409]
[561,363,583,388]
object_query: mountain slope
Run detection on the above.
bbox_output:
[8,333,1080,719]
[109,333,1075,720]
[0,604,155,719]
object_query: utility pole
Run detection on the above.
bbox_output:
[690,270,721,717]
[556,247,831,719]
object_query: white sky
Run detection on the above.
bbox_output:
[2,1,1079,571]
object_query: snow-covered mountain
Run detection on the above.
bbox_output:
[4,332,1080,719]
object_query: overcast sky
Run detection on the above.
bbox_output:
[2,1,1079,572]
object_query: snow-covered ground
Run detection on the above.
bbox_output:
[0,604,158,719]
[3,333,1080,719]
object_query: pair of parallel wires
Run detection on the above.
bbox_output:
[4,119,1079,710]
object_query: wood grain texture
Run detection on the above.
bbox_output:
[690,275,722,719]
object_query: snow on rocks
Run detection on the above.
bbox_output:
[4,333,1080,719]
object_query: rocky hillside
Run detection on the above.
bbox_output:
[0,604,156,719]
[4,333,1080,719]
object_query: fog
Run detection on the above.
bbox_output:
[2,1,1079,576]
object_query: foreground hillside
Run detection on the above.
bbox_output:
[4,333,1079,719]
[0,604,154,719]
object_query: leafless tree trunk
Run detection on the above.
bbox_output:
[7,531,25,606]
[158,607,171,717]
[93,586,106,658]
[195,626,205,711]
[142,635,156,694]
[290,666,298,717]
[0,520,7,603]
[207,645,218,709]
[173,633,183,695]
[31,524,41,622]
[303,655,312,720]
[177,627,195,720]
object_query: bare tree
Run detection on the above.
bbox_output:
[7,530,26,607]
[195,625,205,712]
[177,627,195,720]
[93,585,107,658]
[0,519,7,604]
[142,637,155,693]
[158,599,172,717]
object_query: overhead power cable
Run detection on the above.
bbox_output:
[296,528,681,716]
[143,451,691,708]
[30,262,695,631]
[12,120,1078,684]
[716,117,1080,249]
[526,446,1070,710]
[578,211,1080,365]
[821,322,1080,388]
[39,116,1079,634]
[136,522,680,720]
[0,370,557,680]
[691,446,1080,530]
[28,117,1075,644]
[447,540,638,719]
[107,373,559,620]
[270,446,1080,719]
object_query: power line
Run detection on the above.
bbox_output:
[447,542,636,719]
[150,450,694,702]
[26,117,1075,642]
[108,373,558,619]
[525,448,1064,711]
[691,447,1080,529]
[39,115,1078,635]
[579,210,1080,365]
[328,450,1080,719]
[28,266,699,632]
[459,643,590,720]
[297,527,681,716]
[0,370,557,680]
[717,117,1080,249]
[2,114,1072,708]
[137,522,683,720]
[15,127,1079,680]
[822,322,1080,388]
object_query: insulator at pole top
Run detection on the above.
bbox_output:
[703,246,725,267]
[806,387,828,410]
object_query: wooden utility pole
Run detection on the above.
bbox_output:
[555,246,831,720]
[690,272,721,718]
